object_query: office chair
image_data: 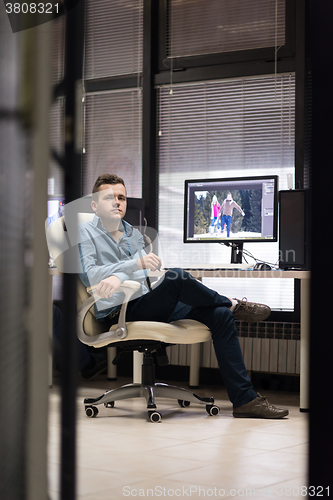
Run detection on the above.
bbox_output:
[46,213,220,422]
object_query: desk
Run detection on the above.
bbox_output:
[149,268,310,411]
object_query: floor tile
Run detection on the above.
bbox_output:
[48,378,309,500]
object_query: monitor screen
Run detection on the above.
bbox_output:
[184,175,278,244]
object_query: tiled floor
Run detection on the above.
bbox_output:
[48,377,308,499]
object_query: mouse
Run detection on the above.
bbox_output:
[253,262,272,270]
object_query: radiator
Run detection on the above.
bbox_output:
[167,322,301,375]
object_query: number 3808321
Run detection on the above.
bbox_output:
[6,3,59,14]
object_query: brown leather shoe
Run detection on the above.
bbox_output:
[233,393,289,419]
[233,297,271,323]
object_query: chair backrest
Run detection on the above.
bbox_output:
[47,213,105,336]
[46,213,95,273]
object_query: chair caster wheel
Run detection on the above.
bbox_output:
[85,405,98,418]
[206,404,220,416]
[104,401,115,408]
[178,400,191,408]
[149,410,162,423]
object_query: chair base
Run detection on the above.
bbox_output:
[84,382,220,422]
[84,353,220,422]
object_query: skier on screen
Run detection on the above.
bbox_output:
[210,195,221,231]
[221,192,245,237]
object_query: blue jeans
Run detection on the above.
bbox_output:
[126,269,257,408]
[211,216,220,229]
[221,214,231,237]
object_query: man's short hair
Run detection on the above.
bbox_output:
[92,174,126,200]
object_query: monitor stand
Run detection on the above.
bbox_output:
[230,243,243,264]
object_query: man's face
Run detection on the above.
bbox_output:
[91,183,127,222]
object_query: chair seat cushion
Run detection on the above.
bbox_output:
[107,319,211,345]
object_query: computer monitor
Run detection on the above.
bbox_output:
[184,175,278,263]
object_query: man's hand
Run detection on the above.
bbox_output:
[95,275,122,298]
[137,252,162,271]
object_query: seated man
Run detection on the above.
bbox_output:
[78,173,288,419]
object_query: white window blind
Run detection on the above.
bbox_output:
[50,15,65,85]
[49,97,65,196]
[48,16,66,196]
[82,89,142,198]
[168,0,286,58]
[49,17,66,302]
[84,0,143,80]
[157,74,295,311]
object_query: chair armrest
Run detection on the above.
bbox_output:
[87,279,141,296]
[77,280,141,347]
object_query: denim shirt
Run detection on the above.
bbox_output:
[78,215,149,320]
